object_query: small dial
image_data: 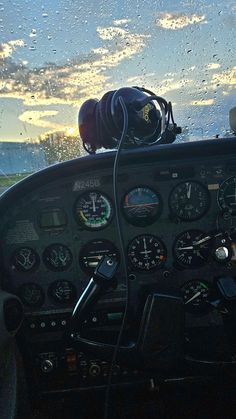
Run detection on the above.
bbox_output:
[18,283,44,308]
[182,280,210,314]
[80,239,120,274]
[173,230,210,268]
[11,247,40,272]
[127,235,167,271]
[74,191,113,230]
[217,212,236,240]
[169,181,210,221]
[218,176,236,213]
[48,280,76,304]
[43,244,73,271]
[122,187,162,226]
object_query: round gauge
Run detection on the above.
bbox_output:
[122,187,162,226]
[182,280,210,314]
[217,212,236,240]
[80,239,120,274]
[18,283,44,307]
[169,181,210,221]
[43,244,73,271]
[48,280,76,304]
[74,191,113,230]
[11,247,40,272]
[173,230,210,268]
[127,235,167,271]
[39,207,67,232]
[218,176,236,213]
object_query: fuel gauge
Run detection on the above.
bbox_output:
[43,244,73,271]
[11,247,40,272]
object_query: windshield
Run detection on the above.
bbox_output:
[0,0,235,190]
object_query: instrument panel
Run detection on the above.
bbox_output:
[1,141,236,320]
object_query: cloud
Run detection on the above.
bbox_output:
[211,66,236,88]
[127,73,155,83]
[156,13,206,30]
[97,26,129,40]
[18,110,64,130]
[155,78,193,96]
[190,99,215,106]
[0,25,150,111]
[206,63,221,70]
[0,39,24,59]
[113,19,131,26]
[91,47,109,55]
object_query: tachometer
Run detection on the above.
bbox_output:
[74,191,113,230]
[182,280,210,314]
[173,230,210,268]
[122,187,162,226]
[169,181,210,221]
[79,239,120,274]
[128,235,166,271]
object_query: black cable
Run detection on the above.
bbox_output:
[104,96,130,419]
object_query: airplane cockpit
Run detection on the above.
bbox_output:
[0,1,235,418]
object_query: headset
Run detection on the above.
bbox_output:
[78,86,181,154]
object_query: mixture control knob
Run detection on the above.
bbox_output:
[89,363,101,377]
[40,359,54,373]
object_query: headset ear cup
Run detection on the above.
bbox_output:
[96,91,120,149]
[78,99,99,152]
[98,91,117,137]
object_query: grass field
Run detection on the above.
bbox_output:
[0,173,32,188]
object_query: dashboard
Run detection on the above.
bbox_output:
[1,137,236,395]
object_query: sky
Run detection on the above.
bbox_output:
[0,0,235,142]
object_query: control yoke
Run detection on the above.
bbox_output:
[70,256,184,368]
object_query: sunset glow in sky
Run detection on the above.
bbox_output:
[0,0,235,142]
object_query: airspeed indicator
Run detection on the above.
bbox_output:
[75,191,113,230]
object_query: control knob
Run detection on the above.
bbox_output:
[89,363,101,377]
[214,246,229,262]
[212,234,232,263]
[40,359,54,373]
